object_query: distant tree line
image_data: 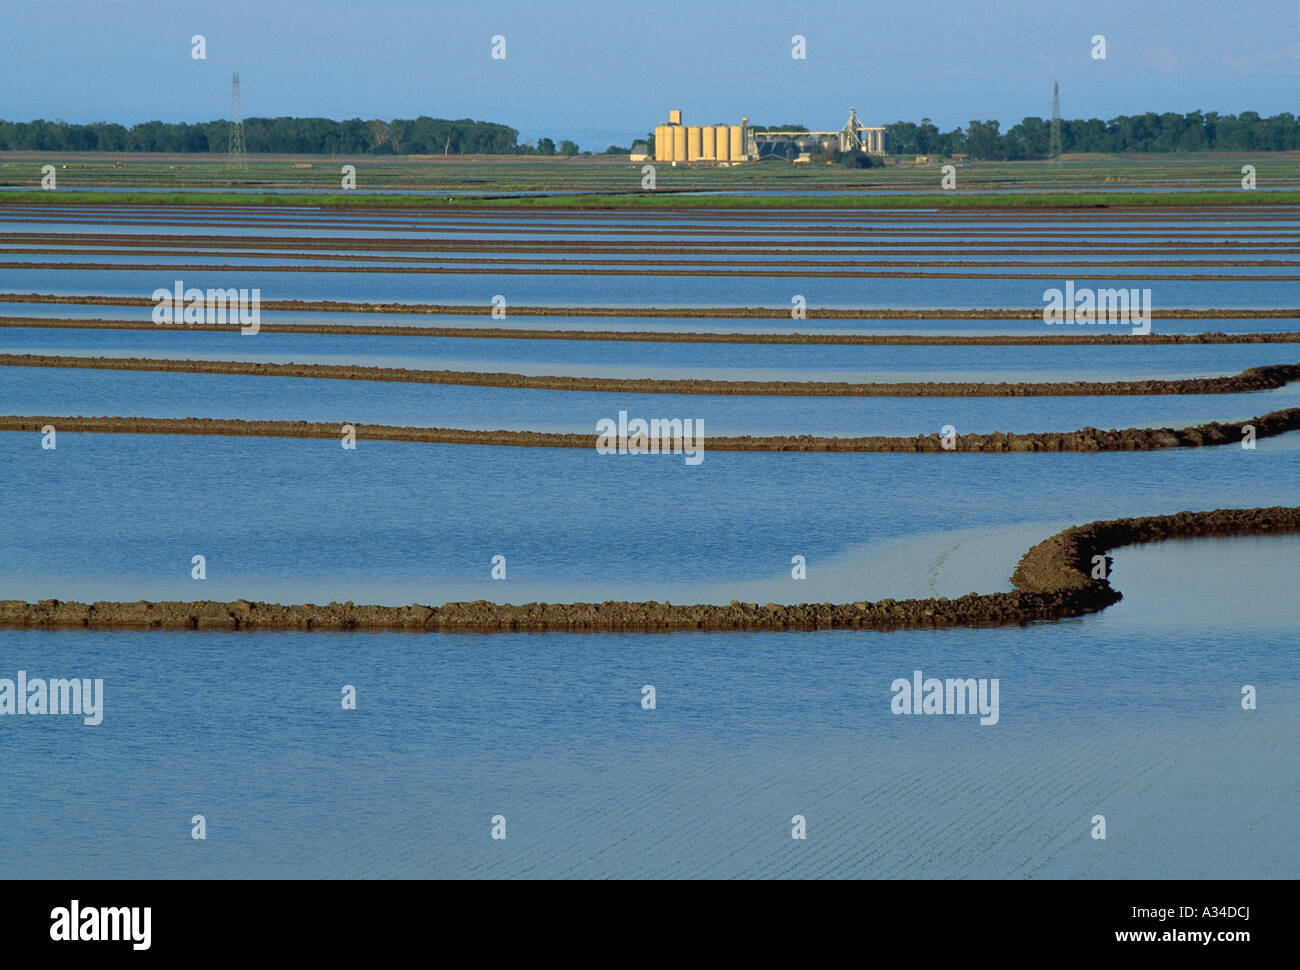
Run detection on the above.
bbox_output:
[3,110,1296,158]
[0,116,577,155]
[886,111,1299,159]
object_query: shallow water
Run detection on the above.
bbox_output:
[1,204,1295,880]
[3,266,1291,310]
[2,429,1296,606]
[4,302,1297,339]
[0,543,1294,878]
[2,326,1296,384]
[11,250,1300,278]
[3,365,1296,437]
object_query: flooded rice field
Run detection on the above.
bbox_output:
[1,202,1296,878]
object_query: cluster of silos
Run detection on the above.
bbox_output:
[862,128,887,155]
[654,110,746,163]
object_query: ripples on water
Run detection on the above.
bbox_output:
[2,430,1297,605]
[0,205,1295,878]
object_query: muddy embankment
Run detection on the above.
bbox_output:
[3,408,1298,452]
[3,259,1295,281]
[1008,507,1300,590]
[2,507,1296,634]
[2,293,1296,320]
[8,232,1300,258]
[8,251,1300,269]
[4,354,1298,398]
[3,317,1300,346]
[5,201,1300,221]
[7,237,1298,266]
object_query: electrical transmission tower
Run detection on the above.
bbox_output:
[1048,81,1062,164]
[227,72,247,168]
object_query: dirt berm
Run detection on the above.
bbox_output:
[4,355,1299,397]
[3,408,1298,452]
[2,507,1295,634]
[1,293,1295,320]
[4,317,1300,346]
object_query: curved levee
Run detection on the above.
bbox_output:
[2,506,1295,633]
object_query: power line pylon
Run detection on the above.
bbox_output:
[228,72,247,169]
[1048,81,1062,165]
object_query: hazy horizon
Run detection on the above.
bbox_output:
[0,0,1295,151]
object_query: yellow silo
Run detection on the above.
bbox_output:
[702,125,716,160]
[654,125,665,161]
[715,124,730,161]
[729,124,744,161]
[686,126,702,161]
[672,125,686,163]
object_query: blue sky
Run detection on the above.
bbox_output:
[1,0,1296,149]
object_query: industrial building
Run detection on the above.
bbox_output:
[654,109,748,164]
[651,107,887,164]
